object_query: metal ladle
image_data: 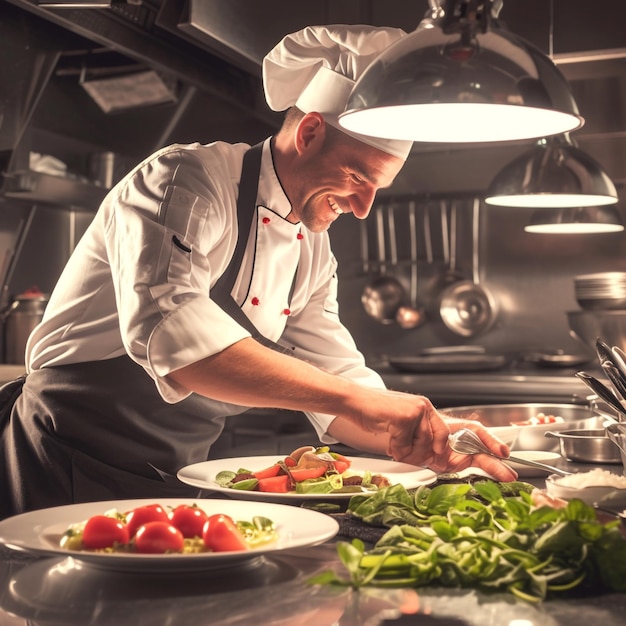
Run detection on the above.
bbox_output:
[448,428,572,476]
[438,199,496,337]
[395,202,426,329]
[361,206,405,324]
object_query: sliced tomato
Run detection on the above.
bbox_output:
[333,460,350,474]
[257,474,291,493]
[202,514,248,552]
[134,521,184,554]
[125,503,170,538]
[289,466,327,482]
[169,504,209,538]
[82,515,129,550]
[252,463,282,480]
[282,456,297,468]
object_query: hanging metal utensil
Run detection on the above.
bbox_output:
[438,198,497,337]
[359,219,369,274]
[361,205,405,324]
[396,201,426,329]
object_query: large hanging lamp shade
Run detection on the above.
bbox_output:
[486,134,619,207]
[524,206,624,234]
[338,0,583,143]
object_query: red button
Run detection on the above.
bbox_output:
[262,217,270,224]
[297,233,303,240]
[251,297,260,306]
[283,308,291,316]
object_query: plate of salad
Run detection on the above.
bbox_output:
[176,446,438,502]
[0,498,339,572]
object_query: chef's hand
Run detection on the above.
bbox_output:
[424,419,518,482]
[346,389,451,467]
[351,390,518,482]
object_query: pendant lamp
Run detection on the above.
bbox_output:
[524,206,624,234]
[486,134,619,207]
[338,0,583,143]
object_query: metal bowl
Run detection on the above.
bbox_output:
[567,310,626,353]
[544,429,622,464]
[441,403,604,452]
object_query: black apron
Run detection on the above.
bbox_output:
[0,142,296,519]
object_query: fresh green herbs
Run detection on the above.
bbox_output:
[311,481,626,602]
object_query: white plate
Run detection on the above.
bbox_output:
[0,498,339,572]
[504,451,563,477]
[177,456,437,502]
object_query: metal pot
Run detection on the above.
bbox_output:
[1,291,49,364]
[544,429,622,464]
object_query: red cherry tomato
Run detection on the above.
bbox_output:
[202,514,248,552]
[134,521,184,554]
[82,515,129,550]
[125,503,170,538]
[169,504,209,538]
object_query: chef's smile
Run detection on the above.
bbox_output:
[328,196,344,216]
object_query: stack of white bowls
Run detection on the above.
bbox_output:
[568,272,626,353]
[574,272,626,310]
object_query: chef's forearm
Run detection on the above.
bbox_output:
[167,336,359,416]
[326,416,389,456]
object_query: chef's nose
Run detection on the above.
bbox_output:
[351,188,377,219]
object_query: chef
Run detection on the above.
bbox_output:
[0,25,516,519]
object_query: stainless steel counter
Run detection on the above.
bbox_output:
[1,463,625,626]
[1,539,625,626]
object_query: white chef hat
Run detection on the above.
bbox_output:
[263,25,413,161]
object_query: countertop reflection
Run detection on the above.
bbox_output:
[1,516,626,626]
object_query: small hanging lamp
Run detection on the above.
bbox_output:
[486,134,619,207]
[524,206,624,234]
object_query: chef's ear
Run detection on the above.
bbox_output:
[294,112,326,154]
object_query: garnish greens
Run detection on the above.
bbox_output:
[310,481,626,602]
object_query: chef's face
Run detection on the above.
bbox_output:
[288,120,404,233]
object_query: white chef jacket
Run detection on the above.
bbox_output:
[25,138,385,441]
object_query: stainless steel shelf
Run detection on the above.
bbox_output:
[2,170,108,211]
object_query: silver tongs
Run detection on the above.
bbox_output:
[448,428,571,477]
